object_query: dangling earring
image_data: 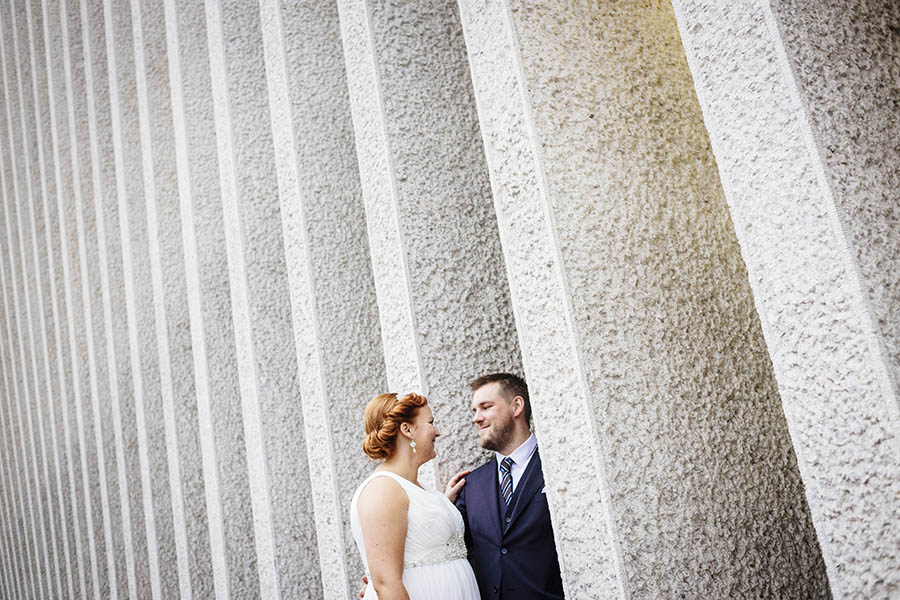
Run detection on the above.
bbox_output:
[410,440,417,453]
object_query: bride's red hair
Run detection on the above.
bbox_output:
[363,392,427,460]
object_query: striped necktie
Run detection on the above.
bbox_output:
[499,456,514,506]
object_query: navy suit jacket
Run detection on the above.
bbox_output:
[455,449,564,600]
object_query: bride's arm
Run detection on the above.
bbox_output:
[357,477,410,600]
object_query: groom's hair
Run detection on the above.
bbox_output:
[469,373,531,426]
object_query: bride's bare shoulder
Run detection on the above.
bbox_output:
[357,473,409,514]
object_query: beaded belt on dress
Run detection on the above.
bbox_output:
[364,531,467,577]
[404,530,467,569]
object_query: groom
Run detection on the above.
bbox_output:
[447,373,564,600]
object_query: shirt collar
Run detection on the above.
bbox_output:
[495,432,537,466]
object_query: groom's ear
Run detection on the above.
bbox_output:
[511,395,525,419]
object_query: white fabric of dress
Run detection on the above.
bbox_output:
[350,470,481,599]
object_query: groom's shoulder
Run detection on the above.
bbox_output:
[469,457,496,480]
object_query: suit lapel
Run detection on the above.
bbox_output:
[503,449,544,536]
[474,457,503,540]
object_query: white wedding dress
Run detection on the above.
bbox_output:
[350,471,481,599]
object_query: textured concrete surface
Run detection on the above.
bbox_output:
[50,0,106,595]
[673,1,900,598]
[0,0,896,598]
[27,0,82,595]
[461,0,829,598]
[2,6,61,599]
[23,4,77,596]
[128,0,194,596]
[771,0,900,399]
[167,0,259,597]
[209,0,323,596]
[457,1,624,596]
[261,0,387,597]
[338,0,522,492]
[3,3,67,598]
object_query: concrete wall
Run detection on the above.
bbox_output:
[0,0,896,599]
[671,2,900,599]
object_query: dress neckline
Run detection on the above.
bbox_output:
[371,469,428,491]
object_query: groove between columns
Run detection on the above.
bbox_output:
[257,0,351,596]
[0,152,44,600]
[60,0,116,600]
[21,1,77,596]
[100,1,162,597]
[335,0,432,486]
[161,0,232,596]
[52,0,105,597]
[202,0,280,597]
[79,0,140,595]
[128,0,194,597]
[0,7,55,596]
[0,331,28,600]
[37,0,91,595]
[9,0,69,592]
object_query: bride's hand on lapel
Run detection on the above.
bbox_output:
[444,469,472,503]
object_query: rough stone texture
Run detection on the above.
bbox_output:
[770,0,900,399]
[0,209,43,600]
[461,0,830,598]
[159,0,220,596]
[0,358,24,599]
[208,0,324,596]
[132,0,207,597]
[58,0,115,596]
[457,2,623,597]
[27,0,83,595]
[261,0,387,596]
[0,0,896,597]
[0,335,32,600]
[338,0,522,492]
[0,6,61,597]
[7,2,71,597]
[81,0,147,594]
[165,0,259,597]
[23,3,85,597]
[102,0,168,596]
[672,1,900,598]
[39,0,94,595]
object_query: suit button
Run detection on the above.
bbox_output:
[501,548,508,555]
[492,585,498,593]
[504,516,511,523]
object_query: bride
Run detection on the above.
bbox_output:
[350,392,480,599]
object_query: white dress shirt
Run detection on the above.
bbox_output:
[495,433,537,494]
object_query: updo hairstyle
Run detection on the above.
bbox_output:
[363,392,427,460]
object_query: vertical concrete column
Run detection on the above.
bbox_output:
[204,0,324,596]
[36,0,92,595]
[8,1,72,594]
[459,1,829,598]
[0,5,58,597]
[24,1,85,596]
[47,0,109,596]
[163,0,259,597]
[131,0,208,597]
[259,0,387,596]
[672,1,900,598]
[337,0,522,489]
[0,392,18,599]
[0,291,31,599]
[0,141,45,600]
[100,0,180,597]
[79,0,157,594]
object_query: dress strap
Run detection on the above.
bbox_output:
[360,470,419,496]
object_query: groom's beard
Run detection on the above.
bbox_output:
[478,414,516,452]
